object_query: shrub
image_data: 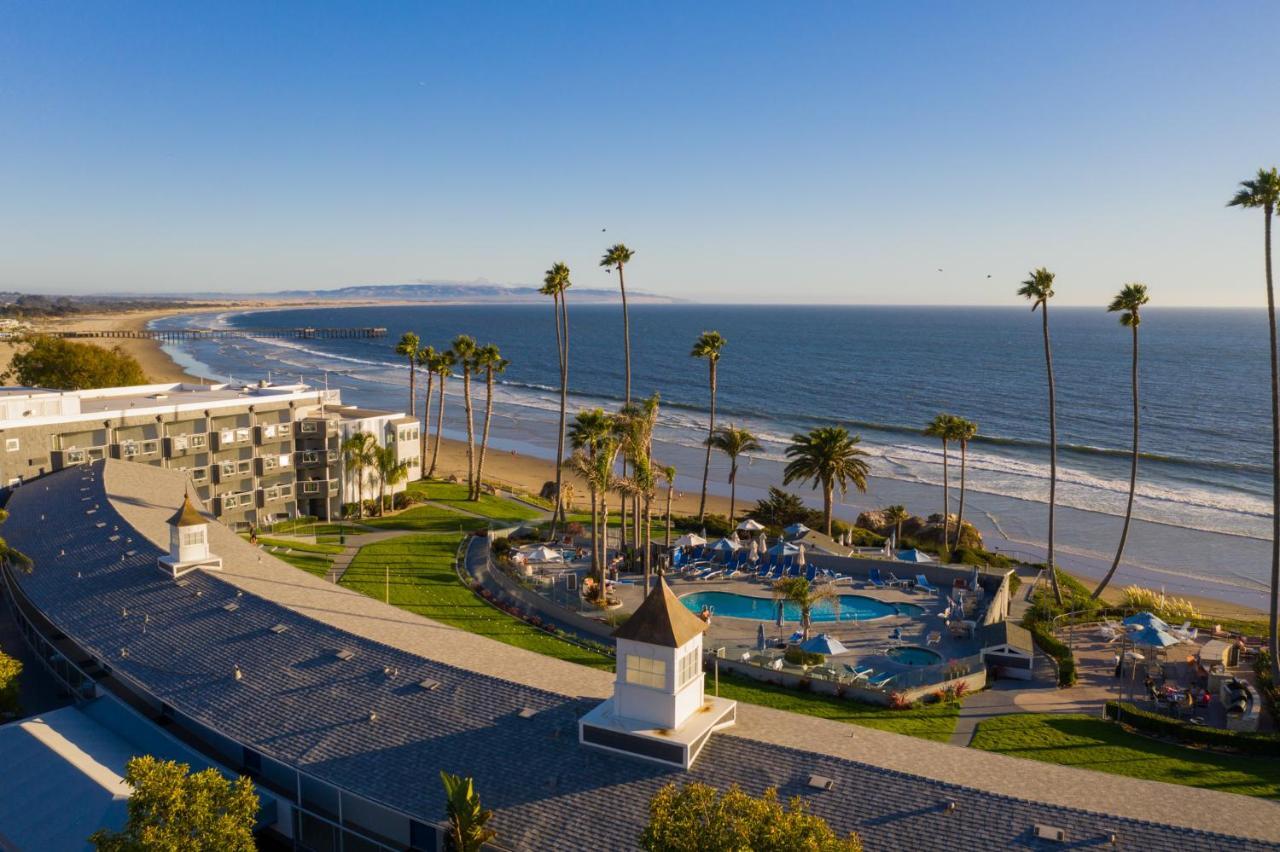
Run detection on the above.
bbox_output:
[1120,585,1202,622]
[784,647,825,667]
[1008,573,1022,596]
[491,537,512,559]
[846,526,885,547]
[1027,620,1076,686]
[1104,701,1280,755]
[0,649,21,718]
[392,491,414,510]
[1254,652,1279,722]
[887,691,913,710]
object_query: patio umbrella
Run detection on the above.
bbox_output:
[896,548,933,563]
[767,541,800,556]
[1130,625,1180,649]
[784,522,811,538]
[1123,612,1170,632]
[757,531,768,554]
[672,532,706,549]
[775,599,785,628]
[737,518,765,532]
[709,536,741,552]
[800,634,848,656]
[749,539,759,561]
[756,623,766,651]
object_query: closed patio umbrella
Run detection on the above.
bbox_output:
[796,544,807,567]
[756,623,766,651]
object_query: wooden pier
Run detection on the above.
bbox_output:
[48,327,388,341]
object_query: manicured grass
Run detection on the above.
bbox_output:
[339,534,612,670]
[244,535,343,578]
[255,536,344,555]
[363,502,489,533]
[970,714,1280,799]
[405,480,542,524]
[711,670,959,742]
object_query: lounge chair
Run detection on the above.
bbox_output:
[868,671,897,688]
[868,568,888,588]
[787,631,804,643]
[915,574,938,594]
[804,564,818,582]
[701,569,724,581]
[754,562,771,580]
[842,663,873,680]
[887,572,906,587]
[768,564,784,580]
[926,631,941,646]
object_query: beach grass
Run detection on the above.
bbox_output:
[338,534,613,670]
[405,479,543,524]
[970,713,1280,799]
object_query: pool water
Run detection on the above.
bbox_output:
[680,591,900,622]
[887,646,943,666]
[894,602,925,617]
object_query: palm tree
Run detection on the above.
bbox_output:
[1090,285,1151,599]
[782,426,870,537]
[472,343,508,501]
[691,331,726,521]
[540,262,572,535]
[952,417,978,552]
[416,344,437,479]
[451,335,479,498]
[427,349,456,478]
[623,395,661,592]
[568,407,620,599]
[1019,267,1064,607]
[341,431,378,519]
[600,243,636,402]
[395,331,421,415]
[661,463,677,548]
[705,425,762,524]
[1230,167,1280,678]
[374,444,410,516]
[884,504,909,546]
[771,576,836,642]
[923,413,957,551]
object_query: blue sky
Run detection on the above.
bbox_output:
[1,2,1277,305]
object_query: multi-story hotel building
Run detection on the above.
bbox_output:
[0,381,419,528]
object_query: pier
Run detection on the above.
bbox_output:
[47,327,388,341]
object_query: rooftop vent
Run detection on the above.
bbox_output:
[335,649,355,662]
[233,665,243,682]
[1033,825,1066,843]
[418,678,441,691]
[222,602,239,612]
[108,534,120,542]
[269,623,289,634]
[518,707,538,719]
[125,550,137,557]
[95,522,106,529]
[807,775,834,792]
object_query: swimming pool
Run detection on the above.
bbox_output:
[680,591,902,622]
[887,646,943,666]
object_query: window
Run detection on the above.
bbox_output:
[220,429,234,444]
[5,438,18,452]
[236,428,250,442]
[220,461,237,477]
[678,649,701,688]
[261,456,278,472]
[625,654,666,690]
[87,447,105,461]
[66,450,86,464]
[237,459,251,475]
[262,424,276,439]
[171,435,188,451]
[191,467,208,482]
[120,441,138,458]
[302,481,320,494]
[300,421,318,433]
[180,528,205,547]
[302,450,320,464]
[189,434,207,448]
[222,494,238,508]
[278,453,291,468]
[141,440,158,455]
[279,483,292,498]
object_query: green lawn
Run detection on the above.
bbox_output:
[711,670,959,742]
[338,534,612,670]
[970,714,1280,799]
[243,535,343,578]
[363,502,489,533]
[405,480,543,524]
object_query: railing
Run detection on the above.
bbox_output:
[1,564,99,702]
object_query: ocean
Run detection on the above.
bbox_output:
[155,304,1277,609]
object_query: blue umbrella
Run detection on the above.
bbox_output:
[1129,625,1180,649]
[1122,612,1169,632]
[800,634,848,655]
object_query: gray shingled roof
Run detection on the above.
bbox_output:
[5,462,1279,851]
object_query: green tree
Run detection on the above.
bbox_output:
[641,781,861,852]
[1018,267,1064,607]
[451,335,480,499]
[621,395,661,591]
[342,431,378,518]
[746,487,810,530]
[0,647,21,718]
[472,343,508,500]
[1091,283,1151,600]
[772,576,836,641]
[951,417,978,554]
[540,262,573,534]
[783,427,869,537]
[416,344,438,480]
[923,413,958,551]
[440,771,496,852]
[90,755,258,852]
[1229,167,1280,679]
[374,444,410,516]
[569,407,620,598]
[7,336,146,389]
[691,331,727,521]
[705,425,762,523]
[395,331,421,415]
[883,504,909,546]
[427,349,456,478]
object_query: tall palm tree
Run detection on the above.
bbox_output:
[472,343,508,501]
[568,408,620,599]
[1090,285,1150,599]
[374,444,410,516]
[395,331,421,415]
[884,504,909,546]
[427,350,456,478]
[661,463,677,548]
[923,413,957,551]
[600,243,636,403]
[691,331,726,521]
[341,431,378,519]
[540,262,572,535]
[705,425,762,523]
[782,426,870,537]
[1229,167,1280,678]
[952,416,978,552]
[624,394,661,591]
[416,344,437,479]
[451,335,479,498]
[771,576,836,642]
[1019,267,1064,607]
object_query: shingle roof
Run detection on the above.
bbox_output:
[612,577,707,648]
[981,620,1034,654]
[5,462,1279,851]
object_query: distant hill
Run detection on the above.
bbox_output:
[189,281,684,304]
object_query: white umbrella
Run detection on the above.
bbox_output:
[737,518,766,532]
[757,531,768,554]
[673,533,706,549]
[796,544,807,567]
[749,539,759,561]
[525,545,564,563]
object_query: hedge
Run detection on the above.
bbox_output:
[1027,620,1076,686]
[1105,701,1280,756]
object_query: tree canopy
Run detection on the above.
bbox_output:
[0,648,21,718]
[90,755,258,851]
[641,781,862,852]
[7,335,147,389]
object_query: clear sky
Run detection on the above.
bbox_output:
[1,2,1277,305]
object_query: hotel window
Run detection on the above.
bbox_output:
[222,494,238,508]
[262,424,276,439]
[121,441,139,458]
[5,438,18,453]
[625,654,666,690]
[189,434,207,448]
[237,460,251,475]
[300,421,318,433]
[236,428,250,442]
[220,461,237,477]
[278,453,291,468]
[220,429,234,444]
[191,467,208,482]
[678,649,701,688]
[141,440,158,455]
[66,450,86,464]
[262,456,277,472]
[171,434,188,451]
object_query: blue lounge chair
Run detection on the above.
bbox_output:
[842,663,874,680]
[868,568,887,588]
[915,574,938,594]
[804,564,817,582]
[768,563,784,580]
[868,671,897,688]
[754,561,771,579]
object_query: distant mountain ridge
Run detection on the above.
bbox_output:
[192,281,683,304]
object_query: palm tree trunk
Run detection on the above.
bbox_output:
[665,481,674,548]
[598,490,609,601]
[429,376,446,478]
[408,357,416,417]
[728,460,737,524]
[1043,304,1064,606]
[643,495,652,594]
[474,369,496,501]
[1093,324,1141,599]
[941,438,950,553]
[620,263,632,405]
[823,481,833,537]
[620,461,629,563]
[379,473,387,517]
[956,440,968,551]
[421,372,434,480]
[462,368,477,499]
[698,361,717,521]
[1263,204,1280,682]
[551,292,569,535]
[589,485,599,586]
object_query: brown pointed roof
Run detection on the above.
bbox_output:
[168,495,207,527]
[612,577,707,648]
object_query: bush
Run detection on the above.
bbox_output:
[490,537,512,560]
[1027,620,1076,686]
[1254,652,1279,722]
[845,526,885,547]
[0,649,21,718]
[1120,585,1202,622]
[392,491,414,510]
[1008,573,1022,596]
[784,647,825,667]
[1104,701,1280,755]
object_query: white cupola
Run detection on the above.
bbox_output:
[579,578,736,768]
[158,494,223,578]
